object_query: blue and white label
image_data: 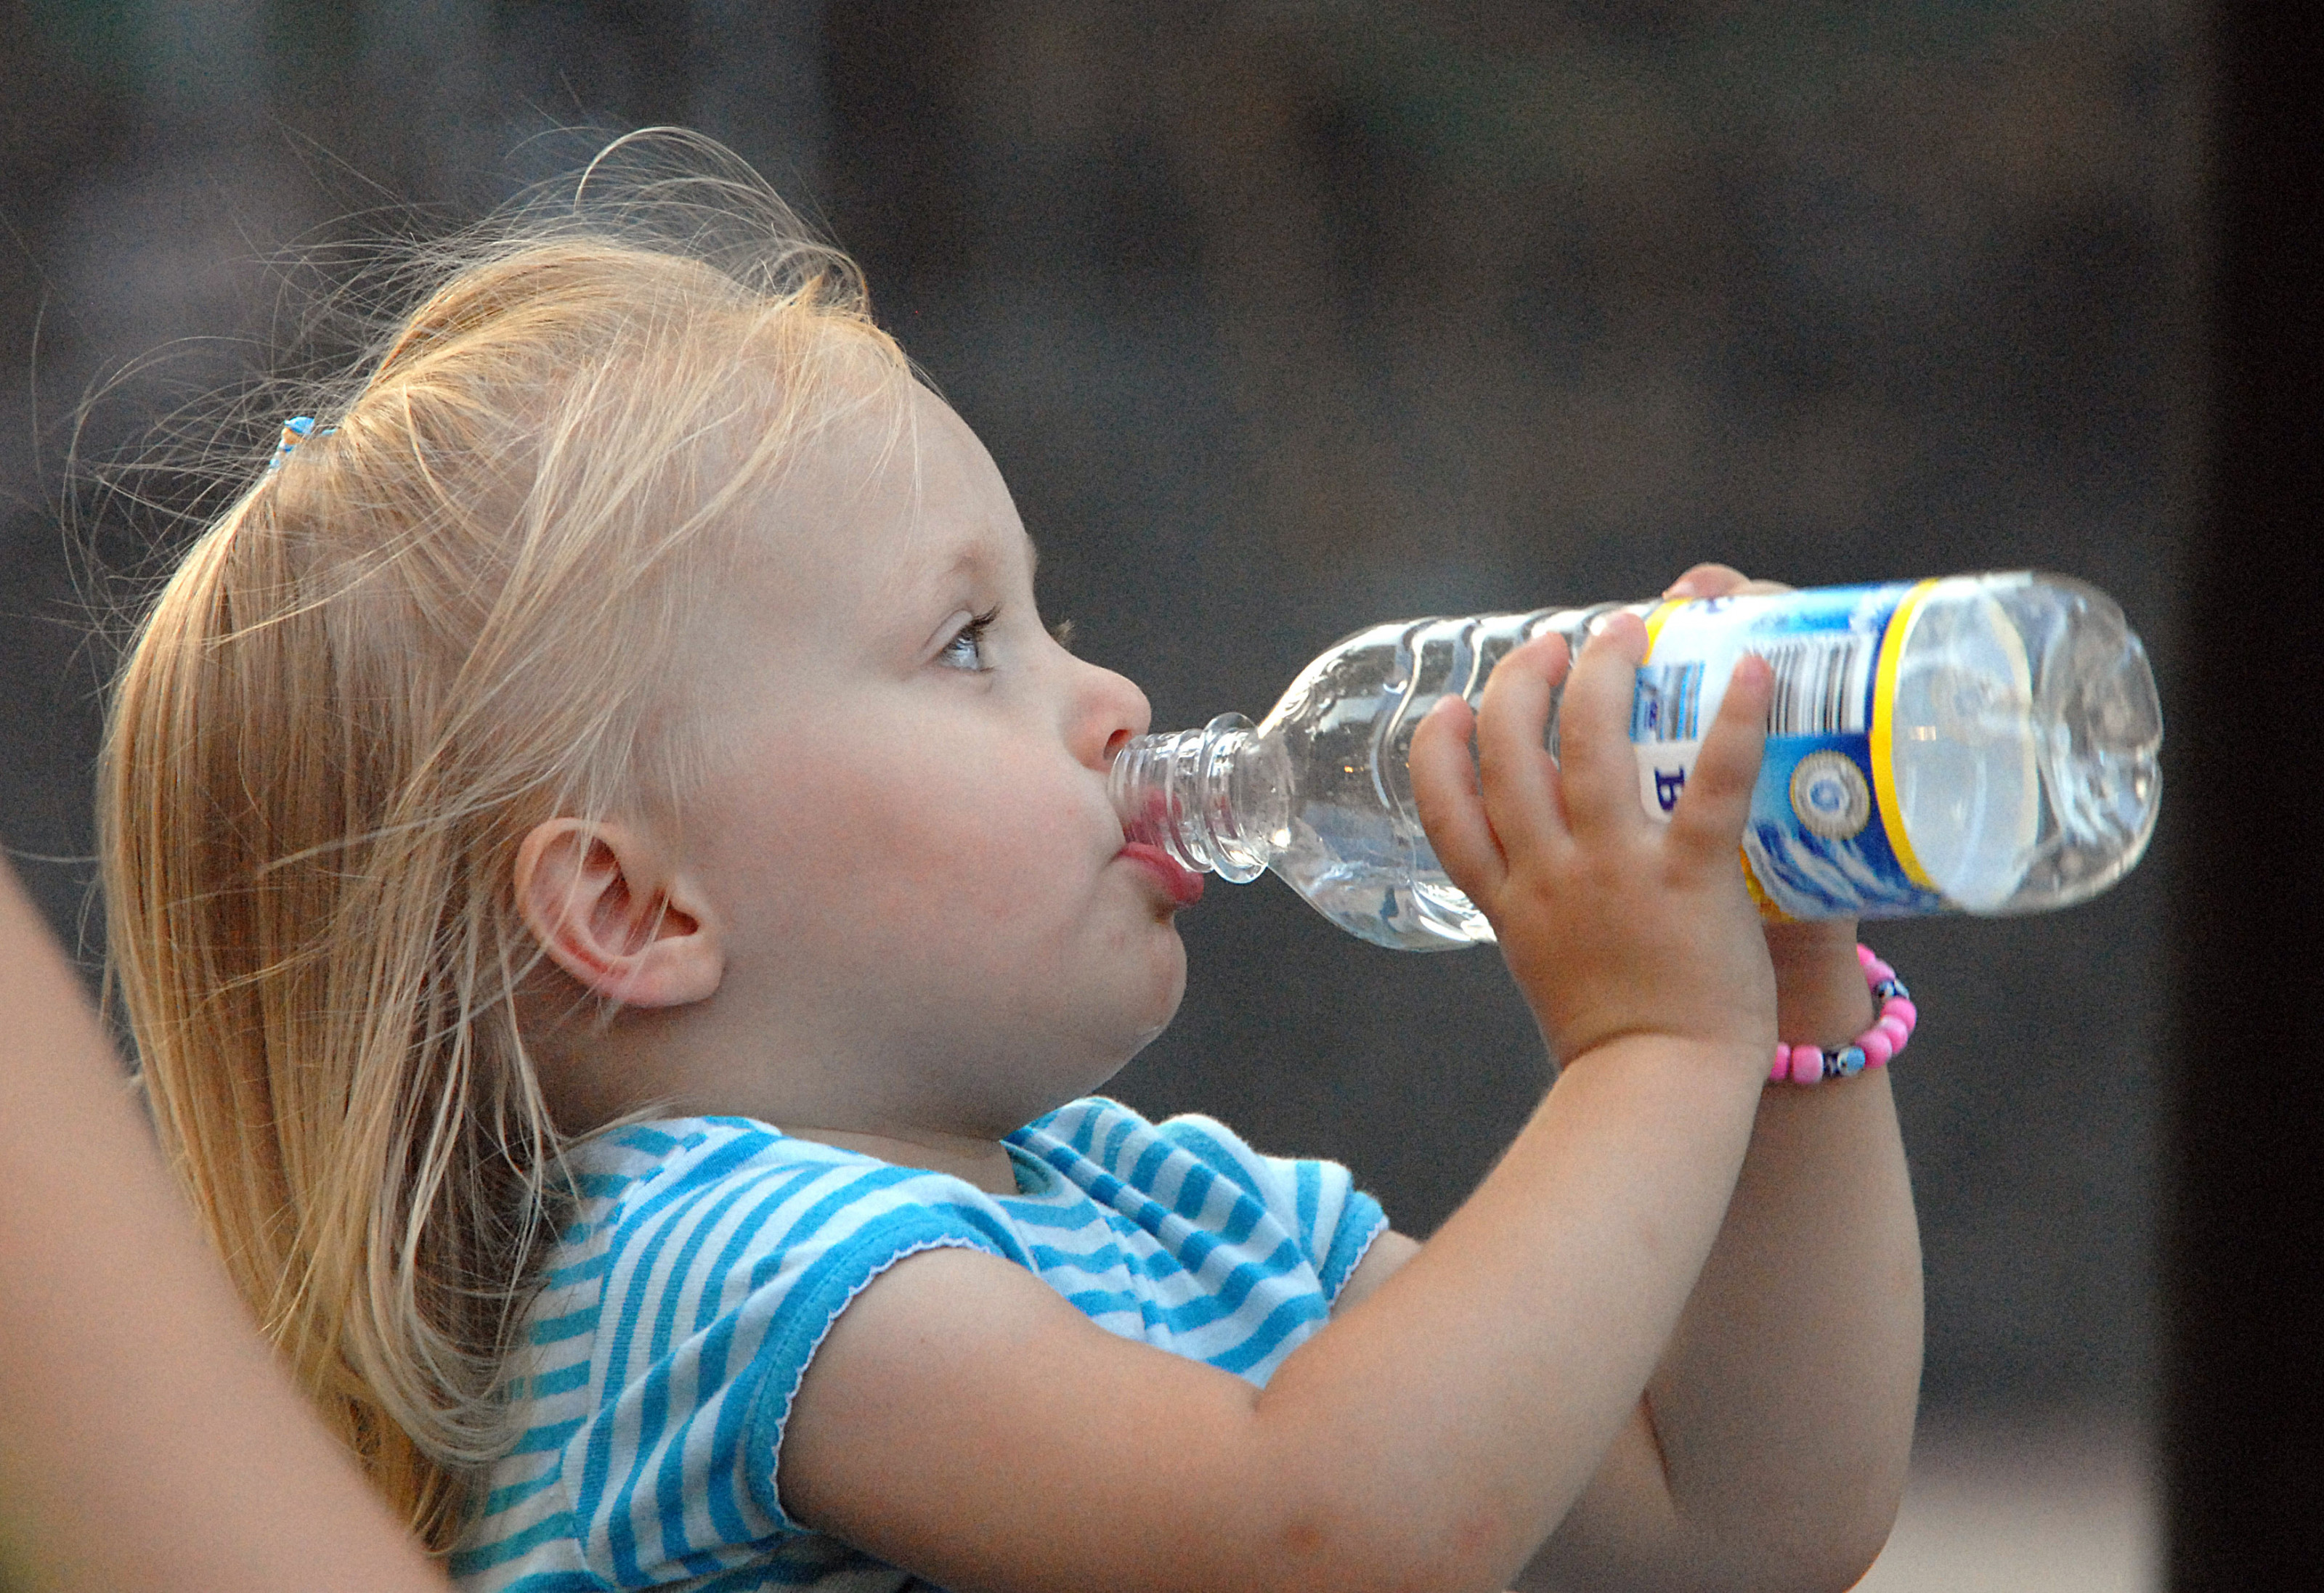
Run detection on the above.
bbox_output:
[1628,583,1945,921]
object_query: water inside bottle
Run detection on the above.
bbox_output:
[1888,583,2041,911]
[1885,574,2159,914]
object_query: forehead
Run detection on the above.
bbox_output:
[882,391,1036,587]
[731,384,1035,619]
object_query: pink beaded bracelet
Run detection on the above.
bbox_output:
[1768,943,1917,1085]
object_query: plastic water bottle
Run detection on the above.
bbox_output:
[1110,574,2162,950]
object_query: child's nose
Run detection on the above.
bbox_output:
[1074,659,1150,770]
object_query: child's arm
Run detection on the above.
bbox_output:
[1418,595,1918,1592]
[0,865,447,1593]
[1561,567,1919,1586]
[1332,951,1917,1593]
[1529,925,1920,1587]
[779,615,1787,1593]
[1508,566,1923,1586]
[1537,993,1920,1592]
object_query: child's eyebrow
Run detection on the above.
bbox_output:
[940,529,1039,581]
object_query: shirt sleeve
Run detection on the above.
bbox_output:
[566,1129,1028,1585]
[1152,1112,1389,1305]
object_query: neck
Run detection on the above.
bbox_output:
[776,1123,1022,1195]
[525,992,1032,1197]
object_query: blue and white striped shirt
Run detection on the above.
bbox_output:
[453,1096,1386,1592]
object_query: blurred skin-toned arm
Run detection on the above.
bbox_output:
[0,863,444,1593]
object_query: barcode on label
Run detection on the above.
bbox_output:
[1633,661,1705,742]
[1758,637,1869,737]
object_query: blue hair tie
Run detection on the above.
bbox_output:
[267,415,336,473]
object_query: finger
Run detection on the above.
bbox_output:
[1663,563,1749,600]
[1663,563,1794,600]
[1667,653,1771,863]
[1409,695,1506,900]
[1471,630,1572,863]
[1551,611,1653,836]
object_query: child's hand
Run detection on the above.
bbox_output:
[1662,563,1877,1042]
[1410,608,1776,1073]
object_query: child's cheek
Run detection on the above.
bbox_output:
[800,757,1041,930]
[698,705,1087,970]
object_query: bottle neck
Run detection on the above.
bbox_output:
[1109,713,1284,885]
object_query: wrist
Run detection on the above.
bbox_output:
[1768,931,1875,1046]
[1768,944,1917,1085]
[1557,1030,1774,1093]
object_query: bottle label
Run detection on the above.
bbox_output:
[1630,582,1948,920]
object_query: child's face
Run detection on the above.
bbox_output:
[675,385,1191,1136]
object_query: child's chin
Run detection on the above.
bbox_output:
[1100,980,1189,1080]
[1134,969,1189,1051]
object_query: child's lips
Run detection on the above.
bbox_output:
[1117,842,1205,909]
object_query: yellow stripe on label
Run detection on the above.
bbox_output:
[1869,579,1941,892]
[1640,599,1686,659]
[1739,847,1796,924]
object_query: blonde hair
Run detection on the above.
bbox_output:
[97,133,911,1549]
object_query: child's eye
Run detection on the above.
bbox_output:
[938,608,1000,672]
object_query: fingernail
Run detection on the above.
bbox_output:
[1664,579,1700,599]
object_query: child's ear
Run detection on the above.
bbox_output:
[513,819,723,1009]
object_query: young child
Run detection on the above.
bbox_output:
[101,142,1920,1593]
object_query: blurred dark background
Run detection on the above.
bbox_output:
[3,0,2199,1512]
